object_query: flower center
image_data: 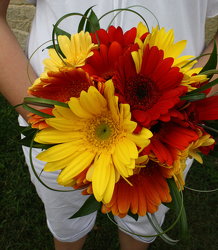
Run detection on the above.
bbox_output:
[95,123,112,140]
[125,74,160,110]
[85,113,123,152]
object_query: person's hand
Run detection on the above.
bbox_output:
[0,0,10,19]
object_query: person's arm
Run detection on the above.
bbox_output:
[0,0,37,120]
[194,31,218,96]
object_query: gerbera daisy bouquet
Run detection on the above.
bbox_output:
[20,6,218,244]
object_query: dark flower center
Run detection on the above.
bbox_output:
[125,74,160,110]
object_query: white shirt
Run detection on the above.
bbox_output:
[27,0,218,76]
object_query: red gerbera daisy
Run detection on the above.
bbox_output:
[113,45,188,127]
[83,26,138,81]
[91,26,137,47]
[142,122,199,166]
[186,96,218,122]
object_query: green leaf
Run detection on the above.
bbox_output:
[167,179,188,240]
[200,40,217,79]
[22,104,54,118]
[85,9,100,32]
[127,211,139,221]
[24,97,69,108]
[69,195,101,219]
[200,69,218,76]
[45,43,65,58]
[17,125,37,136]
[180,93,206,101]
[16,125,51,148]
[53,26,71,38]
[78,6,94,32]
[186,78,218,95]
[20,137,53,149]
[28,136,76,193]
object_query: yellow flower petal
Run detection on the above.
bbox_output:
[79,87,107,115]
[132,49,143,74]
[58,35,72,60]
[86,163,94,181]
[92,154,111,201]
[102,163,115,203]
[35,128,82,144]
[164,40,187,58]
[43,152,80,172]
[37,141,82,162]
[53,106,79,120]
[112,152,130,178]
[127,128,152,149]
[68,97,93,119]
[58,151,95,185]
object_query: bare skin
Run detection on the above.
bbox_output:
[54,236,87,250]
[119,230,150,250]
[0,0,37,120]
[0,1,217,249]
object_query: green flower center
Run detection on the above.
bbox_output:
[84,113,124,153]
[95,123,112,140]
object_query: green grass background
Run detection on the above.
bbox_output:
[0,94,217,250]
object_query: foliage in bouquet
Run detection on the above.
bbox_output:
[20,6,218,244]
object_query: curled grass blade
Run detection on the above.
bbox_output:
[185,78,218,96]
[29,134,77,192]
[22,104,54,118]
[52,12,100,62]
[99,8,150,32]
[184,186,218,193]
[24,97,69,108]
[147,213,179,245]
[105,5,159,30]
[105,181,186,241]
[180,93,206,101]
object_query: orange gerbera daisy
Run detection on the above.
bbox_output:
[28,68,93,102]
[27,108,53,129]
[101,160,172,217]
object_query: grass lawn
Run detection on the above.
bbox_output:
[0,94,217,250]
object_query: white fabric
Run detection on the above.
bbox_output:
[28,0,218,76]
[22,0,217,243]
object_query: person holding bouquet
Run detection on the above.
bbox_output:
[0,1,218,250]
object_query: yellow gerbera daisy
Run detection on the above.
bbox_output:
[183,131,215,164]
[34,80,153,203]
[43,31,98,72]
[171,130,215,189]
[133,24,208,91]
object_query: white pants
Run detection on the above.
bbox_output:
[19,116,192,243]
